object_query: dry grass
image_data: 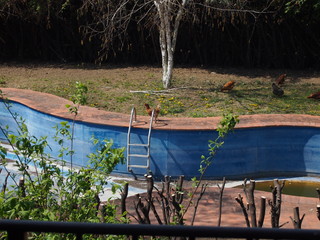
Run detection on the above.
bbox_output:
[1,63,320,117]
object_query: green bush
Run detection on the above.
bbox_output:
[0,87,128,240]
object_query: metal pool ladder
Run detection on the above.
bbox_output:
[127,107,154,173]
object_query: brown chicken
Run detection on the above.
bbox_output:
[154,104,161,123]
[221,81,236,92]
[276,74,286,85]
[272,83,284,97]
[144,103,153,116]
[144,103,161,122]
[308,91,320,99]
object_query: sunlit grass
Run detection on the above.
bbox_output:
[1,64,320,118]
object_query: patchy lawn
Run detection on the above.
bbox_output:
[1,63,320,117]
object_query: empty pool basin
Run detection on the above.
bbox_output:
[1,88,320,180]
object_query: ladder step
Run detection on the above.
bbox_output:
[128,165,148,169]
[128,143,149,147]
[127,107,152,171]
[128,154,149,158]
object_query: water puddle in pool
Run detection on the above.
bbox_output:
[233,178,320,198]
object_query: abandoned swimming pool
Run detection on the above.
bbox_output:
[1,88,320,180]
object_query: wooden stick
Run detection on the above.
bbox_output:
[244,179,257,227]
[191,183,207,225]
[130,87,189,94]
[2,172,10,194]
[133,198,144,224]
[235,193,250,227]
[146,174,154,201]
[171,194,183,225]
[147,198,163,225]
[290,207,305,229]
[316,204,320,221]
[316,188,320,201]
[164,175,171,197]
[134,194,150,224]
[120,182,129,216]
[176,175,184,204]
[156,177,171,224]
[258,196,266,227]
[19,177,26,197]
[217,177,226,227]
[269,179,285,228]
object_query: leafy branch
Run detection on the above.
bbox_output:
[182,113,239,222]
[65,81,88,170]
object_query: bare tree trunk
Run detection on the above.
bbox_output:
[134,194,151,224]
[243,179,257,228]
[268,179,285,228]
[317,204,320,221]
[217,177,226,227]
[19,177,26,198]
[316,188,320,201]
[154,0,188,89]
[258,196,266,227]
[121,182,129,216]
[235,193,250,227]
[290,207,305,229]
[191,183,207,225]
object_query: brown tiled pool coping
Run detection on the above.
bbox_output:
[2,88,320,130]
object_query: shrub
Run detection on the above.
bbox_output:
[0,87,127,240]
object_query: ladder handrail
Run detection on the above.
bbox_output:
[127,107,136,171]
[146,109,155,170]
[127,107,154,172]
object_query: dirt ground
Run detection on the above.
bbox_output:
[1,63,320,117]
[1,63,319,86]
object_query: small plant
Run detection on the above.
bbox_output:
[0,76,6,84]
[65,81,88,169]
[115,95,131,103]
[182,112,239,224]
[0,86,127,240]
[157,95,185,115]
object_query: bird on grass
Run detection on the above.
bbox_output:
[307,91,320,99]
[221,81,236,92]
[144,103,161,123]
[144,103,153,117]
[275,74,287,85]
[272,83,284,97]
[154,104,161,123]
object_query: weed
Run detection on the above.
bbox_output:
[190,111,207,117]
[147,72,155,78]
[0,76,7,84]
[102,78,111,83]
[157,95,185,115]
[116,95,131,103]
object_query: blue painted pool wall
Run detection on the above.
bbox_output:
[1,100,320,180]
[0,101,129,169]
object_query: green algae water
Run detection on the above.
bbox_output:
[235,180,320,198]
